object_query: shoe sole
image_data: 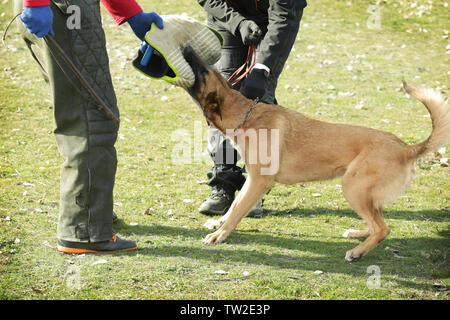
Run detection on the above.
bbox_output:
[199,209,227,216]
[57,245,137,254]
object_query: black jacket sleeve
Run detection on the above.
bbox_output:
[197,0,246,36]
[256,0,306,71]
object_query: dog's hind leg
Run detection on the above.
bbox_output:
[341,167,390,261]
[202,174,273,245]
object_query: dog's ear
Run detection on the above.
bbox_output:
[204,90,223,120]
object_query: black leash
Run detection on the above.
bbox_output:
[2,13,120,127]
[43,35,120,127]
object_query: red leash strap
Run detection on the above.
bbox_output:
[207,46,256,126]
[227,45,256,87]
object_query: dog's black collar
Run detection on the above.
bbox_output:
[234,97,260,132]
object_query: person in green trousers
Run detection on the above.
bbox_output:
[15,0,163,253]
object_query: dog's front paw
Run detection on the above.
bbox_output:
[202,229,229,245]
[203,219,223,230]
[345,249,362,262]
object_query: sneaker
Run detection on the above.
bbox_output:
[199,186,235,216]
[57,234,137,254]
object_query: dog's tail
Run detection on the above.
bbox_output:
[403,81,450,160]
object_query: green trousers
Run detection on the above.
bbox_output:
[14,0,119,242]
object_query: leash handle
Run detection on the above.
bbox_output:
[227,45,256,87]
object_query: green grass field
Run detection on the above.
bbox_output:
[0,0,449,300]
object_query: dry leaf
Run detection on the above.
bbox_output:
[144,208,154,215]
[214,270,228,275]
[91,259,107,266]
[313,270,323,274]
[437,147,446,155]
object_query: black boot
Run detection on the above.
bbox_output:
[199,185,236,216]
[199,165,245,216]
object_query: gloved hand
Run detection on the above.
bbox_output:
[20,6,54,38]
[128,11,164,41]
[240,68,268,100]
[238,20,262,46]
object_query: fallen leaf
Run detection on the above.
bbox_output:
[214,270,228,275]
[144,208,154,215]
[91,259,108,266]
[313,270,323,274]
[42,241,56,249]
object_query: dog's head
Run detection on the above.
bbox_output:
[183,45,230,123]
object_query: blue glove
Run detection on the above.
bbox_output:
[128,11,164,41]
[20,6,54,38]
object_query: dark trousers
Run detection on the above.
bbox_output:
[205,15,298,190]
[14,0,119,242]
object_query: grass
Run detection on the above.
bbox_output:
[0,0,449,300]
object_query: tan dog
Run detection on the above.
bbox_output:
[183,46,450,261]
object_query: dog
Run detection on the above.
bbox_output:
[182,46,450,261]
